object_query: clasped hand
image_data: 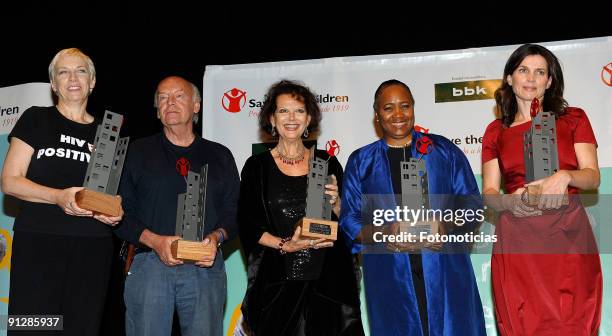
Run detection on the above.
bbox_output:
[281,226,334,253]
[57,187,123,226]
[524,171,570,210]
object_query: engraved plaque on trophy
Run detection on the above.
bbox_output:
[76,110,129,217]
[522,98,568,206]
[171,164,216,262]
[296,148,338,241]
[400,157,439,237]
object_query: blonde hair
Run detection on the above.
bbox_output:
[48,48,96,82]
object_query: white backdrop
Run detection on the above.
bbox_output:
[203,37,612,174]
[203,37,612,335]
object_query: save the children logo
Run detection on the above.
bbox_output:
[601,62,612,87]
[221,88,247,113]
[325,139,340,157]
[416,136,434,156]
[175,157,191,177]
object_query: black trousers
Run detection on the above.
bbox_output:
[409,253,429,336]
[8,231,113,336]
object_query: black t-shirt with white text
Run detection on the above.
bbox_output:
[8,106,111,237]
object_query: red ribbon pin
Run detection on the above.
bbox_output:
[415,136,433,162]
[176,157,191,177]
[530,98,540,118]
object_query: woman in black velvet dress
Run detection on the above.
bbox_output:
[238,80,364,336]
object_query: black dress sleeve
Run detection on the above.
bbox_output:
[326,153,344,221]
[238,155,270,258]
[213,146,240,241]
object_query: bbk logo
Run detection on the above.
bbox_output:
[221,88,247,113]
[434,79,501,103]
[452,86,487,97]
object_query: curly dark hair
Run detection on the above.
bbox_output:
[258,79,321,135]
[495,44,568,127]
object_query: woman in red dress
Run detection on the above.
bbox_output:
[482,44,602,335]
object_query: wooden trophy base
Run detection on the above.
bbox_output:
[171,239,216,262]
[524,185,569,206]
[75,189,122,217]
[296,217,338,241]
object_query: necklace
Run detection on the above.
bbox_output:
[387,142,411,149]
[275,145,306,165]
[387,141,411,162]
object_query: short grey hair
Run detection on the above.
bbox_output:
[154,81,201,108]
[48,48,96,82]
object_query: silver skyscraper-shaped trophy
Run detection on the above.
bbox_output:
[296,147,338,241]
[522,98,568,206]
[76,110,129,217]
[399,137,440,238]
[171,164,216,261]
